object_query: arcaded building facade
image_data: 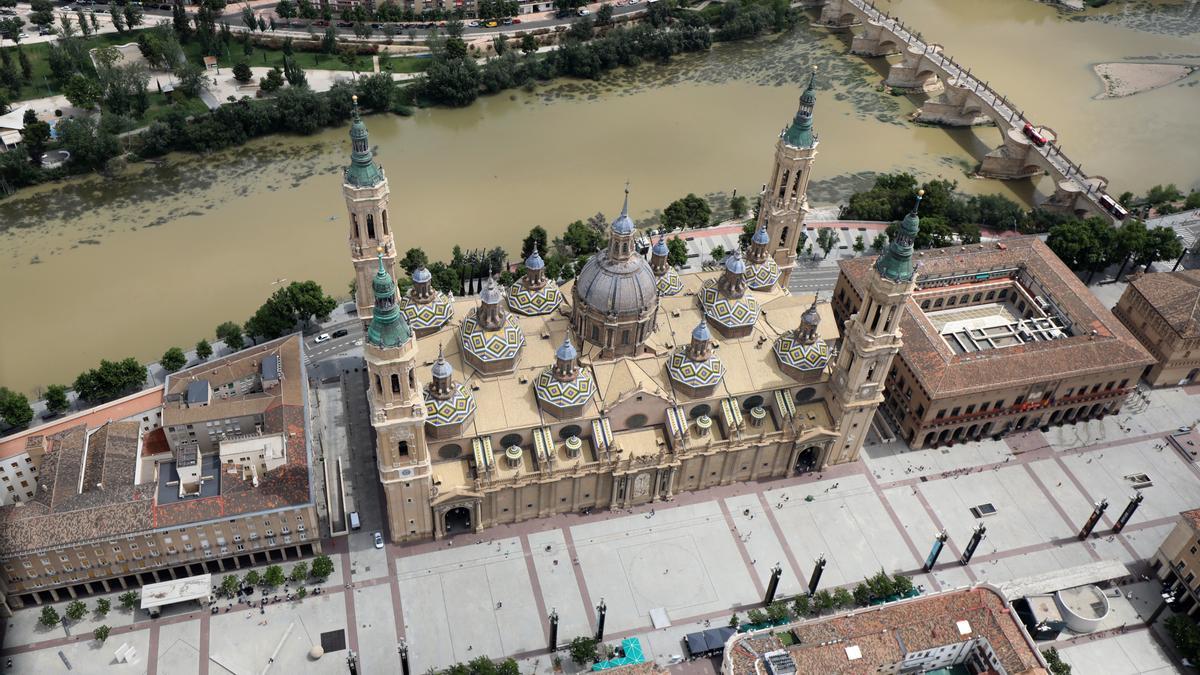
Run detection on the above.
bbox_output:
[345,77,920,542]
[1112,269,1200,387]
[832,236,1155,449]
[0,336,320,613]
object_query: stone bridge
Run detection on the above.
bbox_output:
[800,0,1121,223]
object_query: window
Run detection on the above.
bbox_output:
[626,414,648,428]
[398,441,409,457]
[935,409,946,420]
[391,373,401,394]
[352,213,359,238]
[501,433,523,448]
[382,210,388,235]
[366,214,376,239]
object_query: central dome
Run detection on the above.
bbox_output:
[571,186,660,357]
[574,254,658,317]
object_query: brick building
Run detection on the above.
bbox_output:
[1152,508,1200,618]
[0,335,319,615]
[833,236,1155,449]
[1112,269,1200,387]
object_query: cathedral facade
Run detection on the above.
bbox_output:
[340,74,919,542]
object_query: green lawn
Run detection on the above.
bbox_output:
[137,91,210,125]
[383,55,430,74]
[2,31,136,101]
[183,40,374,73]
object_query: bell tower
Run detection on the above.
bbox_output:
[344,95,396,324]
[362,249,432,542]
[828,191,922,465]
[756,66,820,288]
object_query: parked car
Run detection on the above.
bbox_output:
[314,333,331,343]
[577,7,590,15]
[484,20,498,27]
[331,328,349,338]
[511,17,521,23]
[467,20,479,27]
[373,532,384,549]
[336,20,352,27]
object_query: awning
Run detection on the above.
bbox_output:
[721,398,744,431]
[472,436,494,474]
[684,626,735,657]
[775,389,795,419]
[665,406,688,439]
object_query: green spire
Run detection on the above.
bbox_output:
[367,248,412,348]
[345,95,384,188]
[783,66,818,148]
[874,190,924,283]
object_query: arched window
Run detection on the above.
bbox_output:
[409,369,415,390]
[960,294,969,305]
[391,373,401,394]
[375,374,382,394]
[381,210,389,235]
[791,170,802,196]
[398,441,409,457]
[779,225,789,247]
[948,296,957,306]
[778,169,790,199]
[920,300,930,309]
[972,293,982,302]
[352,214,359,239]
[934,297,944,308]
[621,330,630,345]
[367,214,376,239]
[986,290,995,300]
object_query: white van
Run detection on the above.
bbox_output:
[349,511,361,530]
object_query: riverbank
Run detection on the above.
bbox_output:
[1092,61,1197,98]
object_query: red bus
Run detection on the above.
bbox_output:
[1022,123,1048,147]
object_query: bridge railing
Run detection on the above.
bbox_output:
[827,0,1113,210]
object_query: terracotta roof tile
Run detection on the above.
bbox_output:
[839,237,1154,397]
[1127,269,1200,339]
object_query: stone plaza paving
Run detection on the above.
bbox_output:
[3,385,1199,674]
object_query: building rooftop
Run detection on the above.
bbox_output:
[0,335,313,557]
[725,585,1046,675]
[0,386,164,461]
[839,237,1154,397]
[1182,508,1200,531]
[1126,269,1200,339]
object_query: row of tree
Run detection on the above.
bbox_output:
[1046,216,1182,283]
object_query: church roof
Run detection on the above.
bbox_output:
[345,96,384,188]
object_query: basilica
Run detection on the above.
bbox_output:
[340,69,917,542]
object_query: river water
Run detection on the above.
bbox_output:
[1,0,1197,395]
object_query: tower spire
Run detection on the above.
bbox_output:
[608,183,636,262]
[346,94,384,188]
[874,190,924,283]
[366,246,412,348]
[783,66,818,148]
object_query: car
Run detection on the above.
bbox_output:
[485,20,498,27]
[577,7,590,15]
[39,27,54,35]
[467,20,479,27]
[501,17,512,24]
[555,8,572,18]
[17,32,29,39]
[336,20,352,27]
[331,328,349,338]
[1021,122,1047,147]
[373,532,384,549]
[314,333,332,343]
[511,17,521,23]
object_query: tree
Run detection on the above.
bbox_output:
[560,219,605,256]
[1166,615,1200,662]
[76,9,91,36]
[65,600,88,622]
[276,0,296,18]
[1145,183,1183,207]
[661,194,711,230]
[766,600,790,622]
[813,589,835,614]
[63,74,104,109]
[174,63,207,98]
[728,613,740,629]
[0,387,34,428]
[243,570,261,587]
[95,598,111,617]
[45,384,70,415]
[17,47,31,81]
[399,247,430,275]
[1186,191,1200,210]
[109,4,125,33]
[119,591,138,611]
[29,0,54,27]
[709,244,727,264]
[57,117,120,170]
[233,61,253,83]
[791,594,810,617]
[356,72,396,110]
[260,66,284,92]
[216,321,245,350]
[520,33,537,55]
[93,625,111,643]
[666,237,688,267]
[73,358,147,403]
[1046,217,1113,283]
[569,636,597,665]
[852,583,871,606]
[816,227,837,258]
[290,561,309,584]
[310,554,334,580]
[852,234,865,254]
[242,5,257,31]
[220,574,240,597]
[1135,226,1184,273]
[160,347,187,373]
[522,226,549,259]
[870,232,887,253]
[746,608,767,625]
[729,194,748,219]
[0,17,24,43]
[172,0,192,42]
[282,55,306,87]
[263,564,286,588]
[891,574,914,596]
[124,3,144,28]
[421,55,480,107]
[321,26,338,53]
[196,339,213,361]
[596,2,613,25]
[39,605,60,628]
[832,587,854,608]
[89,11,99,33]
[1041,647,1072,675]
